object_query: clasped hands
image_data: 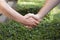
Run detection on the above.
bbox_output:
[23,13,42,28]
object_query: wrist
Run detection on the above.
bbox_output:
[36,14,43,19]
[16,16,25,23]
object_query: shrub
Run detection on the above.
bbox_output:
[16,0,45,15]
[0,19,60,40]
[0,0,60,40]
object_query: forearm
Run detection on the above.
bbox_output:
[37,0,60,19]
[0,0,25,23]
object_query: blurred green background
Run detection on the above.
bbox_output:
[0,0,60,40]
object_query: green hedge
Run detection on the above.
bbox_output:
[0,19,60,40]
[16,0,45,15]
[0,0,60,40]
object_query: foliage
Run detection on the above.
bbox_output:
[16,0,45,15]
[0,19,60,40]
[0,0,60,40]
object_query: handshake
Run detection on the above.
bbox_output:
[22,13,43,28]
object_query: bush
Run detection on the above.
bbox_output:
[0,0,60,40]
[0,19,60,40]
[16,0,45,15]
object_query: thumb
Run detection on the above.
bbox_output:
[24,13,34,19]
[31,15,41,22]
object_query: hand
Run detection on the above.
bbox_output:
[25,17,39,29]
[21,16,39,28]
[25,13,42,22]
[24,13,42,28]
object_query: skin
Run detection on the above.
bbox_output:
[1,0,59,28]
[26,0,60,22]
[0,0,39,27]
[25,0,60,28]
[36,0,60,19]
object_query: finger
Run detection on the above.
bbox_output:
[34,20,39,24]
[24,13,32,18]
[33,21,39,26]
[32,17,40,21]
[29,18,38,26]
[24,14,30,18]
[31,15,40,21]
[25,13,34,19]
[30,18,39,25]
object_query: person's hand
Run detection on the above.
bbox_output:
[25,13,42,22]
[20,16,39,28]
[25,17,39,28]
[24,13,42,28]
